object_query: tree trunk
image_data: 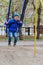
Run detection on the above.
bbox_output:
[37,3,41,39]
[32,0,41,39]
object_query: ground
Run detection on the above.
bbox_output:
[0,41,43,65]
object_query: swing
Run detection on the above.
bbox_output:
[6,0,29,37]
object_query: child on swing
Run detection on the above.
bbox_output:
[5,12,23,46]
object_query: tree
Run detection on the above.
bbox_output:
[32,0,41,39]
[37,2,41,39]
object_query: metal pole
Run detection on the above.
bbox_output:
[7,0,12,21]
[34,0,39,55]
[6,0,12,37]
[19,0,28,40]
[34,19,37,56]
[20,0,28,21]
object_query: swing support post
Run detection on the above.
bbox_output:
[6,0,12,37]
[34,0,39,56]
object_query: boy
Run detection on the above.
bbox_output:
[5,12,23,46]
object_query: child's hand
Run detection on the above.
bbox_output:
[20,21,22,23]
[5,21,8,24]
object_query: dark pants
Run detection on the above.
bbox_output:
[8,31,18,45]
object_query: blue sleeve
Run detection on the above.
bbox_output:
[4,19,12,25]
[19,22,23,27]
[8,19,13,25]
[4,21,8,25]
[17,21,23,27]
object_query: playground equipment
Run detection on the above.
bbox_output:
[6,0,12,36]
[19,0,28,40]
[6,0,28,37]
[6,0,36,55]
[34,0,39,55]
[20,0,28,22]
[5,0,43,55]
[33,0,43,55]
[7,0,12,21]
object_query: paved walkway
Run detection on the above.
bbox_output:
[0,40,43,46]
[0,41,43,65]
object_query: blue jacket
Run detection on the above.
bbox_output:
[7,18,23,32]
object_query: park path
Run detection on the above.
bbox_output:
[0,46,43,65]
[0,41,43,65]
[0,40,43,46]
